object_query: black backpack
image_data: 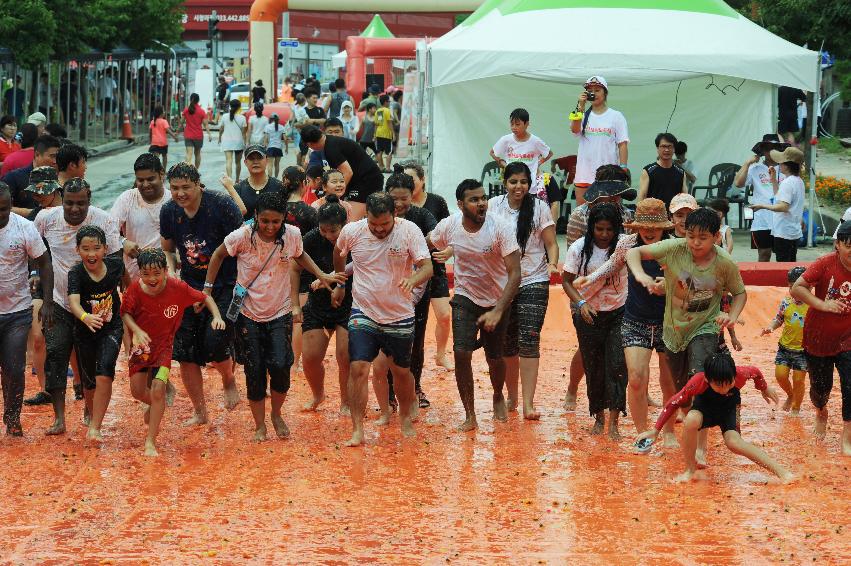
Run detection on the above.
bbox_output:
[328,91,350,118]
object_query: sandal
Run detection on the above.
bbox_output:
[417,389,431,409]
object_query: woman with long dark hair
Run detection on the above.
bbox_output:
[488,162,559,419]
[562,201,628,439]
[218,99,247,181]
[181,93,211,168]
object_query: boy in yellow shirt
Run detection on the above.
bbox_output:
[761,266,809,415]
[374,94,395,173]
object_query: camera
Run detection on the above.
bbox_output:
[585,91,596,101]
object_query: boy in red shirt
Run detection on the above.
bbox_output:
[120,248,225,457]
[636,353,793,483]
[791,220,851,455]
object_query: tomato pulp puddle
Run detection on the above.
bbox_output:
[1,287,849,563]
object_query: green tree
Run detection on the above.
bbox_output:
[0,0,56,68]
[121,0,185,52]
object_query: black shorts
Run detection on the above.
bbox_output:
[665,333,719,390]
[773,237,798,262]
[184,138,203,150]
[74,319,124,386]
[750,229,774,250]
[237,314,293,402]
[692,386,741,433]
[359,141,376,154]
[450,294,510,360]
[344,180,383,204]
[375,137,392,154]
[622,317,665,352]
[301,301,351,333]
[172,285,234,366]
[148,145,168,155]
[266,147,283,157]
[44,305,76,393]
[430,274,450,299]
[503,282,549,358]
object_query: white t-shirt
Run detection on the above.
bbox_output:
[34,206,121,311]
[563,237,627,312]
[747,162,785,231]
[0,213,47,314]
[336,218,431,324]
[772,176,805,241]
[248,115,269,144]
[224,224,302,322]
[833,206,851,239]
[487,195,555,287]
[220,114,247,151]
[429,212,520,308]
[110,188,170,281]
[491,133,551,195]
[263,122,285,150]
[574,108,629,185]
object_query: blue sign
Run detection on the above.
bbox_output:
[279,39,299,48]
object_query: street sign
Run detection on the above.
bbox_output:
[278,39,300,48]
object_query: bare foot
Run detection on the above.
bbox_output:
[339,405,351,417]
[563,391,577,412]
[647,396,662,408]
[45,420,65,436]
[302,393,326,411]
[662,432,680,449]
[375,411,392,426]
[813,413,828,440]
[782,396,792,412]
[400,417,416,438]
[223,385,240,410]
[778,470,796,484]
[493,396,508,422]
[271,414,290,438]
[608,423,622,442]
[86,428,103,442]
[789,409,801,418]
[345,429,364,447]
[506,396,518,413]
[523,404,541,421]
[590,416,604,435]
[253,426,268,442]
[435,354,454,370]
[695,449,708,470]
[182,412,208,427]
[458,417,478,432]
[674,469,695,483]
[143,440,159,457]
[409,402,420,423]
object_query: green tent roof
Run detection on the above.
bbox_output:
[464,0,738,27]
[360,14,395,38]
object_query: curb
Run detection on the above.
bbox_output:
[88,139,137,158]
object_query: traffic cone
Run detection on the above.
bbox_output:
[120,113,134,141]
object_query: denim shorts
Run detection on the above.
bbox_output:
[774,344,807,371]
[348,308,414,368]
[621,317,664,353]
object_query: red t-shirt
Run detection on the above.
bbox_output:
[149,118,170,147]
[801,252,851,356]
[654,366,767,431]
[182,106,207,140]
[0,139,22,163]
[120,277,207,375]
[302,187,319,206]
[0,147,33,176]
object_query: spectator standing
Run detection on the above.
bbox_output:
[637,133,687,208]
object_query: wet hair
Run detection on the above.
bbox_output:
[787,265,807,284]
[166,162,201,184]
[385,172,414,192]
[45,123,67,138]
[305,164,324,181]
[322,168,344,186]
[655,132,678,147]
[324,117,343,130]
[134,152,165,173]
[75,224,106,246]
[455,178,482,201]
[34,134,61,155]
[398,160,424,180]
[56,143,88,172]
[281,165,306,199]
[63,177,91,198]
[251,191,288,247]
[188,93,200,115]
[301,125,323,143]
[137,248,168,270]
[0,181,10,200]
[19,123,38,148]
[579,202,622,275]
[836,220,851,244]
[365,102,377,112]
[685,208,721,234]
[228,98,241,121]
[152,105,164,119]
[675,141,688,155]
[270,112,279,131]
[253,103,264,116]
[318,194,348,226]
[707,198,729,215]
[379,94,390,105]
[366,192,395,217]
[509,108,529,123]
[0,115,16,130]
[503,161,536,255]
[595,163,630,184]
[703,352,737,385]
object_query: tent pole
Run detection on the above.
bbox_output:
[807,54,822,247]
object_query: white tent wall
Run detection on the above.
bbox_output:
[428,75,773,203]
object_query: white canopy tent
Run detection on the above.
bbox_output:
[420,0,818,205]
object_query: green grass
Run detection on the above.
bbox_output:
[818,137,851,155]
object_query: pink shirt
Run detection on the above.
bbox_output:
[336,218,431,323]
[429,212,519,308]
[110,188,170,281]
[150,118,170,146]
[182,106,207,140]
[0,147,34,176]
[224,224,303,322]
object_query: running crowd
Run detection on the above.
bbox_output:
[0,76,849,484]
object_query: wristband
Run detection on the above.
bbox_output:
[80,313,88,322]
[619,163,628,169]
[203,282,214,289]
[120,237,127,247]
[576,299,587,309]
[30,270,38,277]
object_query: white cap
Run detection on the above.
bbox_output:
[27,112,47,126]
[583,76,608,91]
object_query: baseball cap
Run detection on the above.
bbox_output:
[27,112,47,126]
[244,144,266,157]
[25,166,61,195]
[583,76,608,91]
[669,193,698,213]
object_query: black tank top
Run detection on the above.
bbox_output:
[644,162,685,208]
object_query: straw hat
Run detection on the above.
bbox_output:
[624,198,674,230]
[769,146,805,165]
